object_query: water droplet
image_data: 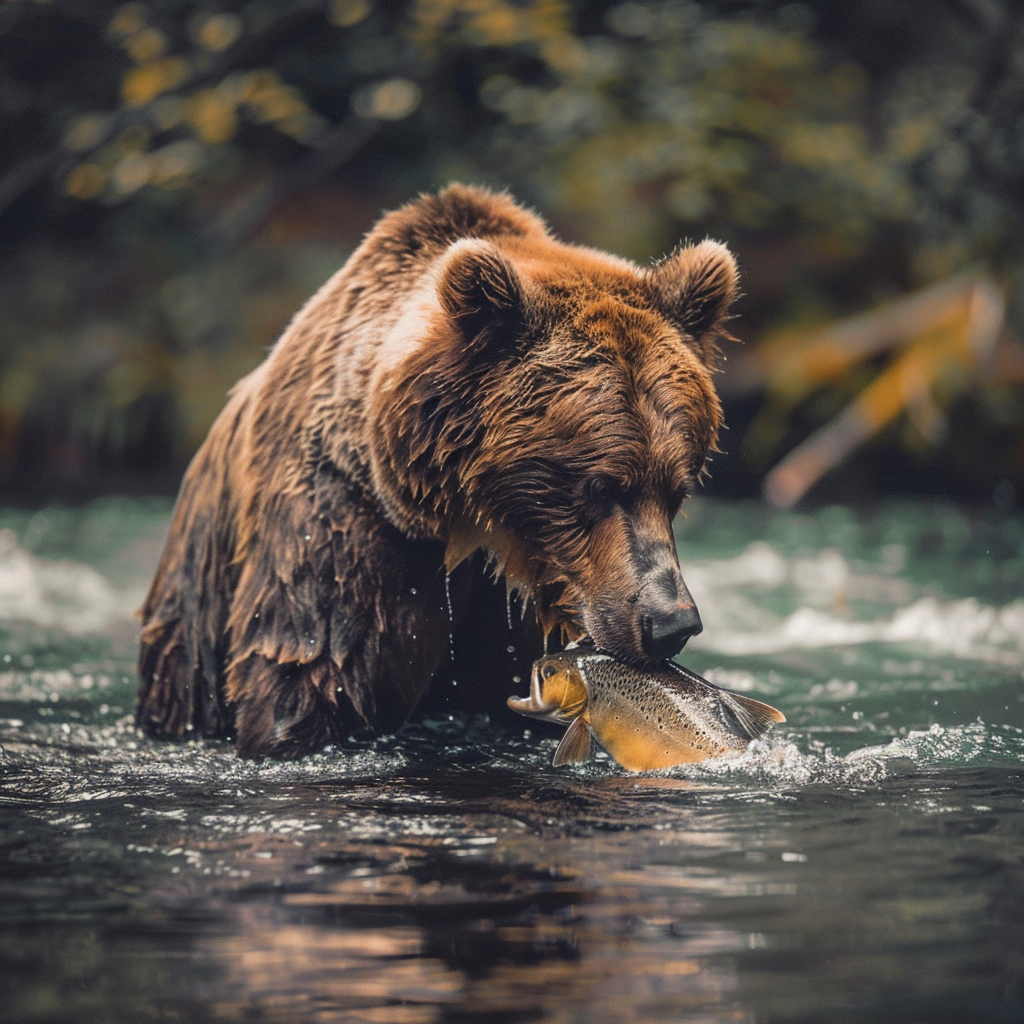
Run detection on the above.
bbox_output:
[507,645,515,654]
[445,573,457,688]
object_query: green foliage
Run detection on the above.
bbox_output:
[0,0,1021,497]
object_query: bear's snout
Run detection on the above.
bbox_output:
[635,567,702,660]
[582,582,703,665]
[639,599,703,660]
[577,539,704,664]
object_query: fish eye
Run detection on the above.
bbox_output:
[542,665,557,679]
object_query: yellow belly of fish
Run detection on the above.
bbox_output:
[588,707,733,771]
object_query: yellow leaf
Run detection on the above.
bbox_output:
[123,26,166,63]
[108,3,144,38]
[351,78,421,120]
[196,13,243,52]
[237,69,280,103]
[150,139,204,185]
[329,0,371,27]
[246,82,309,124]
[122,57,190,107]
[64,113,112,152]
[65,163,107,199]
[186,89,238,144]
[111,152,153,194]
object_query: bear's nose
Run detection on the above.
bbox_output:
[640,603,703,661]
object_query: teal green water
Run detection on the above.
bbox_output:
[1,498,1023,1023]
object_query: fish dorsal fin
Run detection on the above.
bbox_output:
[552,716,594,767]
[718,691,786,741]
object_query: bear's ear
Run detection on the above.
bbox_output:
[436,239,525,351]
[646,240,739,362]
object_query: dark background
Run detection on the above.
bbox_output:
[1,0,1022,506]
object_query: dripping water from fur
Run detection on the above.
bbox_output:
[444,572,457,692]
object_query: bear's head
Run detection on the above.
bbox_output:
[370,233,737,664]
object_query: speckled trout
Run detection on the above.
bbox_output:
[508,649,785,771]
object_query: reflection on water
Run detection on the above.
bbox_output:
[1,498,1023,1022]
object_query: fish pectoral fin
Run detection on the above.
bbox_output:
[719,692,786,741]
[552,716,594,767]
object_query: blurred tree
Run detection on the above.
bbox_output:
[0,0,1021,501]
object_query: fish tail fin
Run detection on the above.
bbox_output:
[552,716,594,767]
[718,692,786,741]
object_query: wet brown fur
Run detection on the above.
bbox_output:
[137,184,738,758]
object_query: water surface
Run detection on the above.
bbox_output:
[2,498,1023,1022]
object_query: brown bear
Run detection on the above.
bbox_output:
[137,184,737,759]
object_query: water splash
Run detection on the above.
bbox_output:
[0,528,143,633]
[684,536,1024,667]
[675,718,1019,788]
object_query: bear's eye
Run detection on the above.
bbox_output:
[586,476,623,510]
[670,484,692,511]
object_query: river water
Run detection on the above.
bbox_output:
[1,497,1023,1023]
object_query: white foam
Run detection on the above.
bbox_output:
[684,539,1024,666]
[685,719,1010,788]
[699,667,761,692]
[695,597,1024,663]
[856,720,989,765]
[0,528,142,633]
[691,540,789,589]
[791,548,850,595]
[807,678,858,700]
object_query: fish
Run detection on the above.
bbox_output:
[507,647,786,771]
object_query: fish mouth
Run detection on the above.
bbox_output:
[506,660,574,724]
